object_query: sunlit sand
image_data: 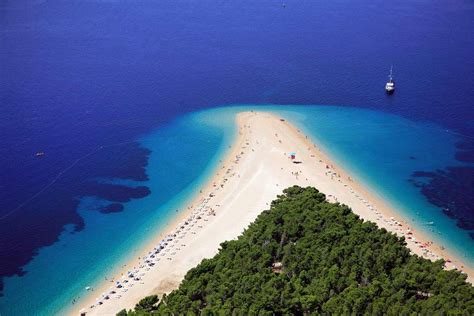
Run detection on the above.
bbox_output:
[72,111,473,315]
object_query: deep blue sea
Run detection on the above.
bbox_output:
[1,0,473,315]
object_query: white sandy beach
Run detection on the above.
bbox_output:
[71,111,473,316]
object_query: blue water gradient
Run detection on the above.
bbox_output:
[1,0,474,314]
[272,106,474,262]
[1,105,473,315]
[207,106,474,265]
[0,110,237,315]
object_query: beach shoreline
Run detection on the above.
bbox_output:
[66,113,248,316]
[70,111,473,316]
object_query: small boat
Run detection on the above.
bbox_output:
[385,66,395,94]
[35,152,45,157]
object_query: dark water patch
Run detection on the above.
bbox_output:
[81,143,151,182]
[1,0,474,311]
[84,184,150,204]
[455,140,474,164]
[0,195,84,297]
[100,203,124,214]
[412,167,474,236]
[407,178,422,188]
[0,142,151,296]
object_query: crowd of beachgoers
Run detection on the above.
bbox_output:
[323,165,453,268]
[79,146,245,314]
[75,112,470,316]
[299,141,458,272]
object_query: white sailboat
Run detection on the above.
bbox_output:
[385,66,395,94]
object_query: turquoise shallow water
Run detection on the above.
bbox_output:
[0,105,472,315]
[0,109,237,315]
[271,106,473,263]
[197,105,474,265]
[3,0,474,313]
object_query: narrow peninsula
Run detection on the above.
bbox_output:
[72,112,473,316]
[125,186,474,315]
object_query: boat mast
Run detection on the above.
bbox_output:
[389,65,393,82]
